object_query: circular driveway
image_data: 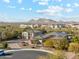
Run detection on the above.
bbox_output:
[0,50,48,59]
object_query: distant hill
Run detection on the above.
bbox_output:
[27,18,57,24]
[32,18,56,22]
[0,18,79,25]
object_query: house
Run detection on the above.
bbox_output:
[73,24,79,29]
[42,32,67,39]
[22,32,29,40]
[19,19,66,29]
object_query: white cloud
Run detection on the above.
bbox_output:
[66,3,71,7]
[28,8,32,11]
[33,0,49,2]
[58,0,62,2]
[20,8,32,11]
[36,6,63,16]
[74,3,79,7]
[18,0,22,4]
[33,0,49,5]
[48,6,63,12]
[36,6,73,16]
[8,6,16,8]
[20,7,25,10]
[52,0,62,2]
[3,0,10,3]
[65,8,73,13]
[33,0,62,5]
[38,2,48,5]
[0,13,10,22]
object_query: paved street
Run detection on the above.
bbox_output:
[0,50,48,59]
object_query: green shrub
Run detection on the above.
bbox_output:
[38,50,67,59]
[44,40,53,47]
[68,43,79,53]
[53,39,69,50]
[72,36,79,43]
[48,50,66,59]
[0,43,4,49]
[44,39,69,50]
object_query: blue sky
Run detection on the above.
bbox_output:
[0,0,79,22]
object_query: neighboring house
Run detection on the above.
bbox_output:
[22,30,44,40]
[20,23,65,29]
[19,19,66,29]
[41,32,72,42]
[65,22,79,29]
[22,32,29,40]
[34,30,44,36]
[42,32,67,39]
[73,24,79,29]
[21,30,43,45]
[22,31,72,46]
[20,24,27,28]
[67,24,79,29]
[20,24,33,28]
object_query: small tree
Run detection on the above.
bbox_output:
[3,42,8,49]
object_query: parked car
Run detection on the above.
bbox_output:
[0,49,5,56]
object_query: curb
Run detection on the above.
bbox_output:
[4,48,54,54]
